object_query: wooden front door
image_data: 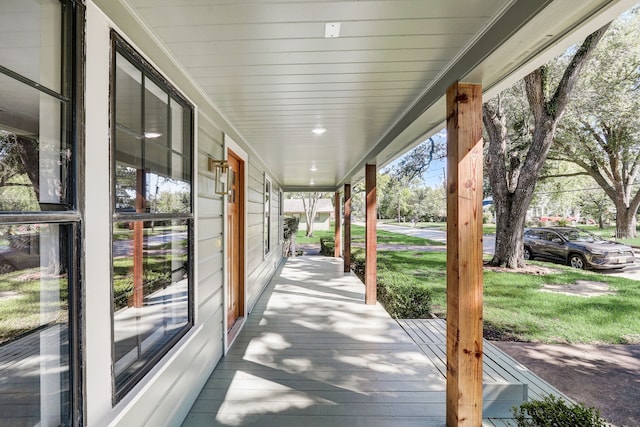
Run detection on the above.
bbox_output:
[227,149,244,330]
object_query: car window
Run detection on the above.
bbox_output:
[527,230,544,240]
[545,232,562,243]
[558,229,601,242]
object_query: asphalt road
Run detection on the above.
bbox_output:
[374,222,496,255]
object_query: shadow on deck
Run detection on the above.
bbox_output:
[182,256,565,427]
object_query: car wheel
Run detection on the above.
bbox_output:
[523,247,533,260]
[569,253,586,269]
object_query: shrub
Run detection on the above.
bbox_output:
[283,216,299,240]
[113,276,134,310]
[320,237,335,256]
[511,395,607,427]
[377,270,432,318]
[350,248,366,277]
[483,211,493,224]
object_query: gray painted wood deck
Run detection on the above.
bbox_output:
[182,256,565,427]
[398,319,571,403]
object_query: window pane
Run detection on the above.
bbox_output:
[114,52,193,215]
[114,164,138,212]
[0,223,70,426]
[145,140,169,177]
[112,220,189,390]
[0,0,62,92]
[144,78,168,147]
[115,53,142,136]
[146,172,191,214]
[170,100,183,154]
[264,180,271,254]
[112,36,193,400]
[114,167,191,215]
[0,73,69,211]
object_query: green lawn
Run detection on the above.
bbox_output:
[293,228,335,244]
[376,250,640,344]
[295,224,444,246]
[0,268,68,344]
[388,221,447,231]
[578,225,640,246]
[388,221,496,235]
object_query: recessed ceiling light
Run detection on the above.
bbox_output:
[144,132,162,139]
[310,165,318,172]
[312,127,327,135]
[309,179,315,185]
[325,22,341,38]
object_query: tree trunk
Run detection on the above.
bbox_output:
[484,98,543,269]
[483,25,609,269]
[615,203,637,239]
[492,194,528,268]
[302,193,320,237]
[16,136,40,198]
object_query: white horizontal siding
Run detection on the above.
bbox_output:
[84,3,286,427]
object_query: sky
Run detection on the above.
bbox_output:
[422,158,446,188]
[384,129,447,188]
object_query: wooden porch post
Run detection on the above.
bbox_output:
[343,184,351,272]
[334,191,341,257]
[446,82,483,426]
[365,164,377,305]
[133,168,146,308]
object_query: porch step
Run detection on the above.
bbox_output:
[398,318,570,419]
[483,382,528,418]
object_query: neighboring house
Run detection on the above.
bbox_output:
[284,198,334,231]
[0,1,631,426]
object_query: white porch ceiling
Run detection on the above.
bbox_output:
[117,0,635,191]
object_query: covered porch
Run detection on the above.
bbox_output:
[181,256,564,427]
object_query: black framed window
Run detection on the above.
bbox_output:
[0,1,82,426]
[110,32,194,401]
[264,175,271,256]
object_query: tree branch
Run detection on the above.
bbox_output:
[538,172,589,181]
[550,23,611,117]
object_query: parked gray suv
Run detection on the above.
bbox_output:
[523,226,635,269]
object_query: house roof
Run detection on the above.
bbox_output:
[95,0,636,191]
[284,198,334,214]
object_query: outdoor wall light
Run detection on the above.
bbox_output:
[208,158,230,195]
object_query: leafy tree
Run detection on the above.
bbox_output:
[301,192,322,237]
[0,131,40,210]
[407,186,446,222]
[350,182,366,221]
[155,189,191,214]
[552,8,640,238]
[483,25,609,268]
[379,135,446,222]
[287,192,330,237]
[578,188,613,229]
[376,173,392,219]
[389,135,445,182]
[533,161,593,221]
[113,165,139,210]
[378,173,413,221]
